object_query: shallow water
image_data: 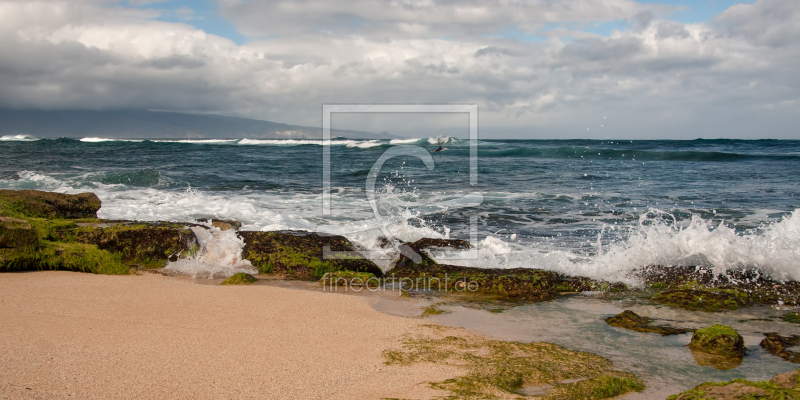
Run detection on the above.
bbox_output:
[393,295,800,398]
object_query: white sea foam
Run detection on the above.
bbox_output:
[346,140,384,148]
[237,139,360,146]
[164,225,257,279]
[155,139,239,144]
[389,138,422,144]
[80,137,144,142]
[441,209,800,284]
[427,135,460,145]
[0,134,37,141]
[2,171,798,282]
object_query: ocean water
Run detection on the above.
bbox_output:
[2,135,799,283]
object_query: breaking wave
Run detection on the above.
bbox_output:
[164,225,257,279]
[0,134,38,141]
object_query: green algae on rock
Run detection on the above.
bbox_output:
[784,312,800,324]
[421,303,449,316]
[389,261,608,302]
[0,216,39,250]
[0,189,101,219]
[0,190,199,275]
[240,230,383,280]
[604,310,693,336]
[667,369,800,399]
[220,273,257,285]
[66,223,198,269]
[638,265,800,309]
[652,288,754,312]
[1,241,129,275]
[760,333,800,364]
[383,325,644,399]
[688,324,746,358]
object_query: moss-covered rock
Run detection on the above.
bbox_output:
[771,370,799,389]
[388,262,606,302]
[65,223,198,269]
[239,230,383,280]
[0,189,101,219]
[220,273,257,285]
[688,324,746,358]
[667,369,799,399]
[0,216,39,250]
[784,312,800,324]
[1,241,128,274]
[760,333,800,364]
[652,288,754,312]
[638,265,800,308]
[604,310,693,336]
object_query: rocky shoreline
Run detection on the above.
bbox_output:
[3,189,800,399]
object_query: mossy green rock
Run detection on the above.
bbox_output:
[667,369,799,399]
[0,217,39,250]
[1,241,128,274]
[689,324,746,358]
[389,262,599,302]
[240,230,383,280]
[653,288,753,312]
[638,265,800,308]
[605,310,693,336]
[66,223,197,268]
[220,273,257,285]
[0,189,101,219]
[784,312,800,324]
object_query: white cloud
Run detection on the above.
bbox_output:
[0,0,797,138]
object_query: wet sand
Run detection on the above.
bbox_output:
[0,271,460,400]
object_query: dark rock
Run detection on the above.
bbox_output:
[408,238,472,252]
[388,262,602,302]
[637,265,800,308]
[67,223,198,268]
[196,218,242,231]
[689,324,746,358]
[0,189,101,219]
[392,237,473,269]
[760,333,800,364]
[604,310,693,336]
[652,288,754,312]
[239,230,383,280]
[0,217,38,250]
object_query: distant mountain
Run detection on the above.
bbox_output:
[0,109,393,140]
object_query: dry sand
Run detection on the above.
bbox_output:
[0,271,462,400]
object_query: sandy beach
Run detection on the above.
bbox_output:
[0,271,461,400]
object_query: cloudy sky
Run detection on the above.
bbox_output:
[0,0,798,139]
